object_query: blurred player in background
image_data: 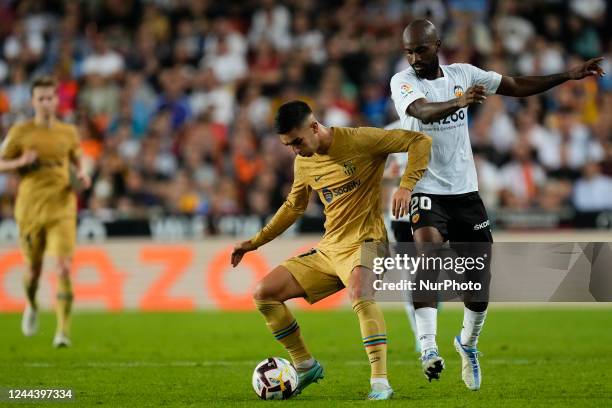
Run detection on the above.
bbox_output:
[391,19,605,390]
[231,100,431,400]
[0,76,91,348]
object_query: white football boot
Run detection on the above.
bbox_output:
[454,335,481,390]
[21,304,39,337]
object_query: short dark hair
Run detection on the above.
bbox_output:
[275,100,312,134]
[30,76,57,95]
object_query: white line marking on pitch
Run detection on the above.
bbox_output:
[19,359,543,368]
[22,361,254,368]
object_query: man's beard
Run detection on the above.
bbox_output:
[413,55,439,79]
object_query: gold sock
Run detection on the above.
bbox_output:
[254,299,312,367]
[353,299,387,379]
[55,276,73,336]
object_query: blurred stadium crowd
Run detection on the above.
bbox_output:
[0,0,610,228]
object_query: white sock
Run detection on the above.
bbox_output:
[295,357,315,371]
[415,307,437,352]
[460,307,487,348]
[404,301,418,343]
[370,377,390,387]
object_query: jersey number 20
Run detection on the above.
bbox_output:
[410,196,432,215]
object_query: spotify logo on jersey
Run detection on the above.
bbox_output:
[321,180,362,203]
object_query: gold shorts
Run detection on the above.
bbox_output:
[282,241,388,304]
[18,217,77,265]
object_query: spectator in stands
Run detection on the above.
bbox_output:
[0,0,608,229]
[500,141,547,209]
[573,162,612,211]
[538,107,604,178]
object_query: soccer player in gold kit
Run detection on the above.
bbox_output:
[231,100,432,400]
[1,76,91,348]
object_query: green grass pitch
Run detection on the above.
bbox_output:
[1,308,611,407]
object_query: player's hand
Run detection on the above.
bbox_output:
[76,170,91,190]
[568,57,606,80]
[231,240,257,267]
[392,187,412,219]
[16,150,37,167]
[457,85,487,108]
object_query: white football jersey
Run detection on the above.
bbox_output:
[390,63,502,195]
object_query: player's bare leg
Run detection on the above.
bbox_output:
[349,265,393,400]
[22,261,42,337]
[413,226,445,381]
[53,255,73,348]
[252,266,323,395]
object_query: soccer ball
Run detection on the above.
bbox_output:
[252,357,298,400]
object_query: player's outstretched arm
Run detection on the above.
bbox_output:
[0,150,37,172]
[407,86,487,123]
[496,57,605,97]
[231,240,259,267]
[230,198,308,267]
[231,165,311,267]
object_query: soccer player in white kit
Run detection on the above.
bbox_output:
[390,19,605,390]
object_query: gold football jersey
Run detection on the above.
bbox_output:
[1,119,82,223]
[251,126,431,250]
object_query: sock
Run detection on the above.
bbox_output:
[295,357,315,371]
[352,299,387,379]
[415,307,437,352]
[254,299,312,368]
[23,271,39,310]
[460,307,487,348]
[55,276,73,336]
[370,377,390,387]
[404,301,418,344]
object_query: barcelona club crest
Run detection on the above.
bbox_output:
[343,161,356,176]
[454,85,464,97]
